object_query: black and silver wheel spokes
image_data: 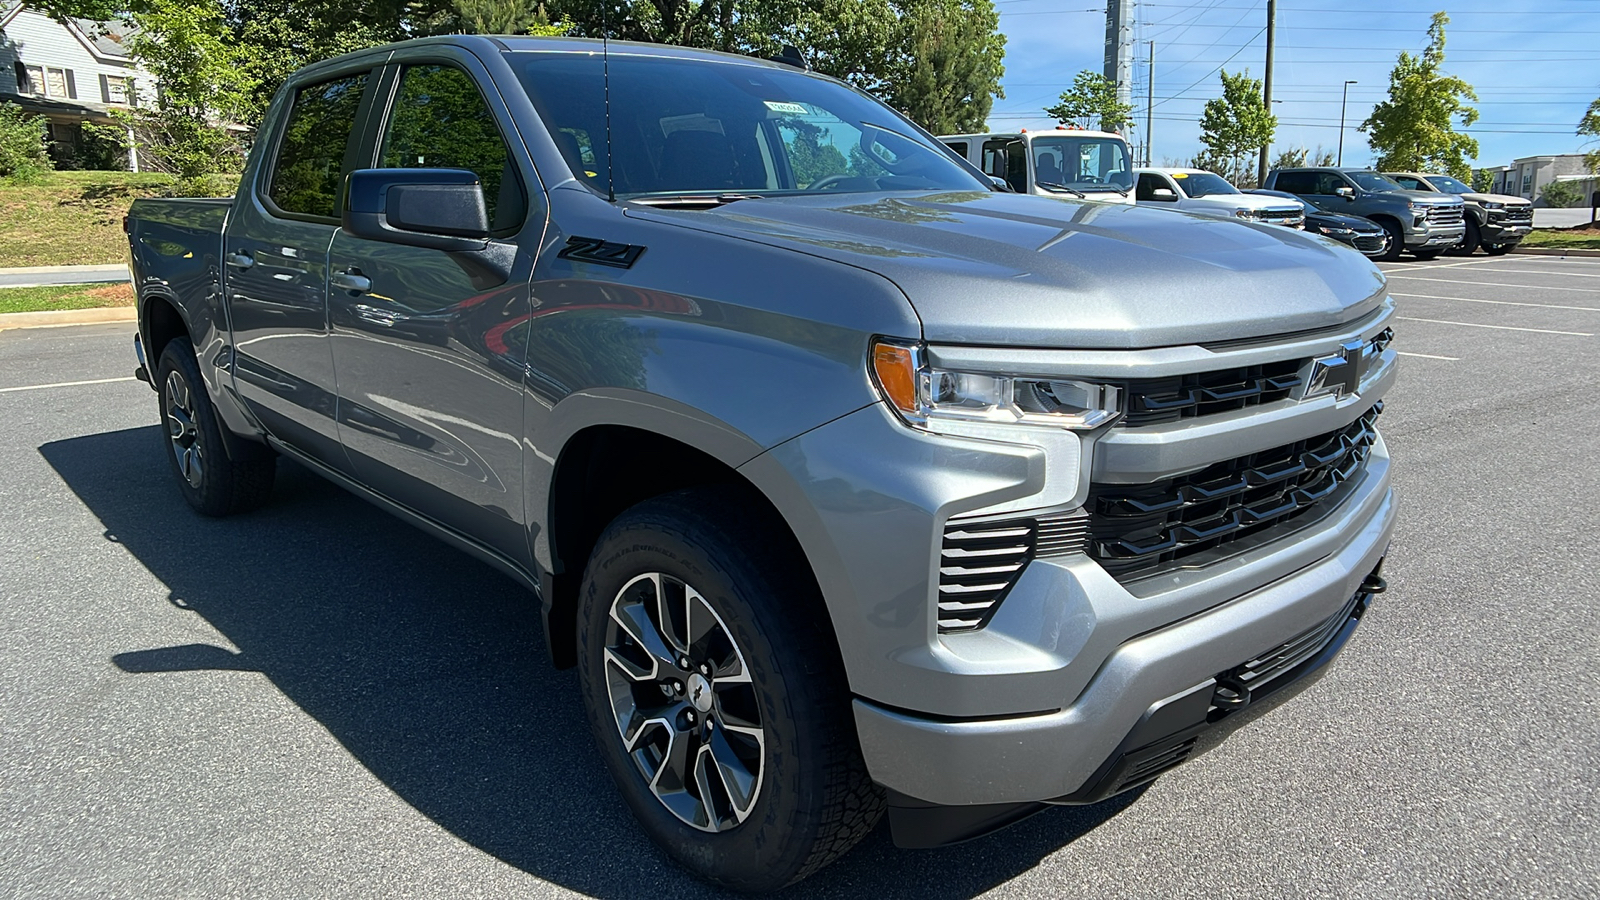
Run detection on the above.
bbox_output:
[164,370,204,488]
[604,572,765,832]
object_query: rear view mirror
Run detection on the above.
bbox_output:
[344,168,490,251]
[1152,188,1177,201]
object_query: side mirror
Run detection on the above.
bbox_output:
[988,175,1012,192]
[1151,188,1178,201]
[344,168,490,251]
[1335,186,1355,200]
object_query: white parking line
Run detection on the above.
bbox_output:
[0,376,137,394]
[1396,351,1459,360]
[1397,316,1592,336]
[1447,265,1600,279]
[1377,258,1503,273]
[1385,274,1600,294]
[1391,291,1600,312]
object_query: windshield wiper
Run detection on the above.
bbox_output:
[1095,183,1129,196]
[626,193,764,208]
[1036,182,1086,198]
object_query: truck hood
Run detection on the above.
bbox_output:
[627,191,1387,349]
[1460,191,1532,206]
[1185,193,1303,213]
[1382,189,1464,207]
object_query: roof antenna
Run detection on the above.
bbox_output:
[602,1,615,202]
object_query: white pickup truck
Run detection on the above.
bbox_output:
[939,128,1135,204]
[1135,167,1304,227]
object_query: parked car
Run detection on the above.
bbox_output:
[1263,166,1466,261]
[938,127,1135,203]
[1381,171,1532,255]
[126,36,1396,892]
[1249,189,1389,257]
[1135,168,1304,227]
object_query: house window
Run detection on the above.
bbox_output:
[104,75,134,105]
[23,65,45,96]
[45,67,68,97]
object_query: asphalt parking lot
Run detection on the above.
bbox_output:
[2,255,1597,899]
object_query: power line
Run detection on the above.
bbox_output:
[1149,27,1267,109]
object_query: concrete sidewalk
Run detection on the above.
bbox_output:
[0,264,130,289]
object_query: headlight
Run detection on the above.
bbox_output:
[1318,225,1354,235]
[1483,201,1503,209]
[871,340,1121,432]
[1233,208,1252,218]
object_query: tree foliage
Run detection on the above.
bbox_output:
[885,0,1005,134]
[1196,69,1275,187]
[0,103,52,181]
[1540,180,1582,209]
[1361,12,1478,182]
[1271,145,1335,169]
[1471,167,1494,192]
[1044,71,1132,132]
[1580,97,1600,175]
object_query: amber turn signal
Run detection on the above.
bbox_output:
[872,341,918,413]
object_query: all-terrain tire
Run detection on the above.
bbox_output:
[1376,219,1405,261]
[575,487,884,892]
[155,337,275,516]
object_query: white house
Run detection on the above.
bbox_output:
[1490,153,1599,208]
[0,2,152,169]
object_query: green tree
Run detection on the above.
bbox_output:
[116,0,259,178]
[453,0,574,35]
[1540,180,1582,209]
[0,102,52,181]
[1580,97,1600,174]
[1044,71,1132,132]
[1471,168,1493,192]
[884,0,1005,133]
[1271,145,1334,169]
[1196,69,1275,187]
[1361,12,1478,182]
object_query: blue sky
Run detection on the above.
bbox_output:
[985,0,1600,171]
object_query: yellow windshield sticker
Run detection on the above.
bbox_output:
[1172,172,1188,178]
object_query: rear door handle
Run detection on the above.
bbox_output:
[331,268,371,295]
[225,251,254,270]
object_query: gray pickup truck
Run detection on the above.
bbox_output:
[1264,166,1466,261]
[126,35,1396,891]
[1383,171,1533,255]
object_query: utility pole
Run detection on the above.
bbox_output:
[1338,79,1357,165]
[1146,41,1155,166]
[1104,0,1133,129]
[1257,0,1275,186]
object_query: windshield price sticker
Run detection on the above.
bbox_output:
[763,100,810,115]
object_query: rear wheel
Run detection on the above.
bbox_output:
[155,337,275,516]
[1376,219,1405,261]
[576,488,883,891]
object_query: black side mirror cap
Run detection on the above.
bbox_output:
[344,168,490,251]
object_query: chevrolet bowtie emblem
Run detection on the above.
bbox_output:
[1308,339,1367,400]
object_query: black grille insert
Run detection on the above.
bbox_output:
[938,513,1086,633]
[1088,403,1382,582]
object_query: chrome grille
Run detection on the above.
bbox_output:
[1255,208,1305,227]
[1120,328,1390,427]
[1426,205,1464,226]
[1088,403,1382,582]
[938,512,1087,632]
[1351,233,1386,252]
[1500,205,1533,223]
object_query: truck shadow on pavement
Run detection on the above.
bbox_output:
[42,425,1143,900]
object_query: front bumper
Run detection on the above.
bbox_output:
[1481,219,1532,245]
[1406,225,1466,248]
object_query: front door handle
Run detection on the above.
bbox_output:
[331,268,371,295]
[225,251,254,270]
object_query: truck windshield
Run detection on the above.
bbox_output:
[1347,171,1404,192]
[1028,136,1131,193]
[509,51,987,199]
[1426,175,1472,194]
[1172,172,1237,198]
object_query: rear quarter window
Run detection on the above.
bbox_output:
[268,74,370,219]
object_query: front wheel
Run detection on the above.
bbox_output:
[155,337,275,516]
[1484,243,1513,256]
[1411,247,1445,260]
[1376,220,1405,261]
[576,488,883,891]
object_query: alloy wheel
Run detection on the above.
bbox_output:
[603,572,765,832]
[164,369,204,488]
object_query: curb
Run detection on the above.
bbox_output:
[1511,247,1600,258]
[0,307,136,331]
[0,264,130,276]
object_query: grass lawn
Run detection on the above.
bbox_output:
[1522,225,1600,250]
[0,282,134,314]
[0,171,178,268]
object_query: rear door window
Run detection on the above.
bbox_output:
[1274,171,1315,194]
[380,64,527,234]
[268,73,369,220]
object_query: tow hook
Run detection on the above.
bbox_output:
[1360,573,1388,595]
